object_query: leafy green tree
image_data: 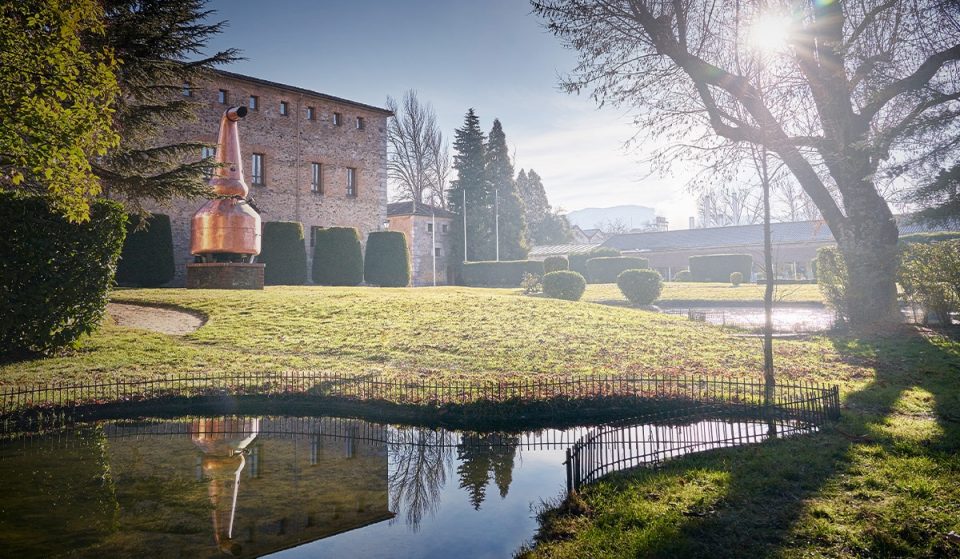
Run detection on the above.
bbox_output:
[0,0,121,222]
[518,169,572,245]
[486,119,528,260]
[92,0,240,215]
[448,109,494,263]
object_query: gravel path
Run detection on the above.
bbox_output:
[107,302,205,335]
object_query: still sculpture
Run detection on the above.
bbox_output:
[186,106,265,289]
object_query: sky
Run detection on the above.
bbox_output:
[201,0,700,229]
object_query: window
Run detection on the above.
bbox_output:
[310,226,325,248]
[311,162,323,193]
[333,112,342,126]
[435,247,442,257]
[182,82,191,97]
[279,101,289,116]
[306,106,315,120]
[201,146,216,177]
[426,223,433,233]
[346,167,357,197]
[441,223,448,234]
[217,89,227,104]
[356,116,365,130]
[251,153,264,185]
[249,95,259,110]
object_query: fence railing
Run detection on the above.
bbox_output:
[0,370,839,421]
[564,381,840,494]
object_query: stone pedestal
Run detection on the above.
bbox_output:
[186,263,265,290]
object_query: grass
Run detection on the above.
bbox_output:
[581,282,824,306]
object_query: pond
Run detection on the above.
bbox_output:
[663,305,836,332]
[0,414,814,558]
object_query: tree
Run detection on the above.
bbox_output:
[910,163,960,225]
[448,109,494,263]
[532,0,960,325]
[596,218,630,235]
[486,119,529,259]
[0,0,120,222]
[518,169,573,245]
[387,90,449,208]
[697,186,763,227]
[92,0,240,215]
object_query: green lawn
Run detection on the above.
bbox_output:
[581,282,824,306]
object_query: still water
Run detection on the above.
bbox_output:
[0,415,808,558]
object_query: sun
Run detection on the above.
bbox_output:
[746,12,793,54]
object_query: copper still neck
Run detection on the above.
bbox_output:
[210,106,249,198]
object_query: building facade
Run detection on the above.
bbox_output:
[147,70,391,284]
[386,202,454,286]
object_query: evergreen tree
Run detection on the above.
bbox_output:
[92,0,240,215]
[485,119,528,260]
[456,433,492,510]
[448,109,493,264]
[911,164,960,225]
[519,169,573,245]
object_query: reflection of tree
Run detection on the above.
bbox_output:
[388,427,453,531]
[456,432,521,509]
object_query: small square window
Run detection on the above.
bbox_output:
[333,112,342,126]
[435,247,442,257]
[279,101,288,116]
[426,223,433,233]
[346,167,357,197]
[182,82,192,97]
[356,116,365,130]
[201,146,216,177]
[217,89,227,104]
[249,95,259,110]
[441,223,448,234]
[306,106,315,120]
[311,162,323,193]
[251,153,265,185]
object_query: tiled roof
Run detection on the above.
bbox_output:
[387,201,457,218]
[529,243,603,257]
[602,216,957,252]
[214,69,394,116]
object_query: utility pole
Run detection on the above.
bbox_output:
[495,187,500,261]
[431,204,437,286]
[463,188,468,263]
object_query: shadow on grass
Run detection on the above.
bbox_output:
[525,326,960,558]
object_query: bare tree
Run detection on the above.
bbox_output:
[387,90,449,208]
[595,218,630,235]
[697,186,763,227]
[388,427,454,531]
[533,0,960,325]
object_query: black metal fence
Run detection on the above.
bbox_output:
[564,381,840,494]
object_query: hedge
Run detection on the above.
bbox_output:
[673,269,692,282]
[617,269,663,305]
[898,231,960,245]
[461,260,544,287]
[260,221,308,285]
[312,227,363,286]
[115,213,174,287]
[364,231,410,287]
[543,255,569,273]
[569,247,619,277]
[817,247,849,322]
[585,256,649,283]
[542,271,586,301]
[0,192,127,355]
[688,254,753,282]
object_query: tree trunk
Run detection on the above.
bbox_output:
[836,213,901,326]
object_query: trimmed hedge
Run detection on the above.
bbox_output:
[569,247,619,277]
[312,227,363,286]
[817,247,849,322]
[543,255,569,273]
[585,256,649,283]
[542,271,586,301]
[688,254,753,282]
[0,192,127,355]
[115,213,174,287]
[898,231,960,245]
[461,260,544,287]
[364,231,410,287]
[673,269,691,282]
[617,269,663,305]
[260,221,308,285]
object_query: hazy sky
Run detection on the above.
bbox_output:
[202,0,700,228]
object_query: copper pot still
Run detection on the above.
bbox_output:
[190,106,262,261]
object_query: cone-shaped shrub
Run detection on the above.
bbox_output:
[260,221,307,285]
[542,270,586,301]
[543,256,569,273]
[312,227,363,286]
[364,231,410,287]
[115,213,175,287]
[617,269,663,305]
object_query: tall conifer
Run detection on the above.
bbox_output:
[485,119,528,260]
[519,169,572,245]
[448,109,493,264]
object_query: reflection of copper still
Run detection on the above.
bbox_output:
[191,417,261,556]
[190,106,262,261]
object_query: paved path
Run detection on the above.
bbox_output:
[107,302,205,335]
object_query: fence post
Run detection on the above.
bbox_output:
[565,448,573,495]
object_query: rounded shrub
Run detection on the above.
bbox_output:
[730,271,743,286]
[543,255,569,274]
[542,270,586,301]
[461,260,545,287]
[0,192,127,355]
[585,256,649,283]
[115,213,175,287]
[312,227,363,286]
[617,269,663,305]
[364,231,410,287]
[673,269,691,282]
[259,221,307,285]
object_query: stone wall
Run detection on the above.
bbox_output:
[387,214,453,286]
[146,71,390,285]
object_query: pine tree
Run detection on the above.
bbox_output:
[485,119,528,260]
[448,109,493,264]
[520,169,572,245]
[911,163,960,225]
[92,0,240,215]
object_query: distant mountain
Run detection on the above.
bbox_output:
[564,205,657,230]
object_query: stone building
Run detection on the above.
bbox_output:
[147,69,392,284]
[386,202,455,286]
